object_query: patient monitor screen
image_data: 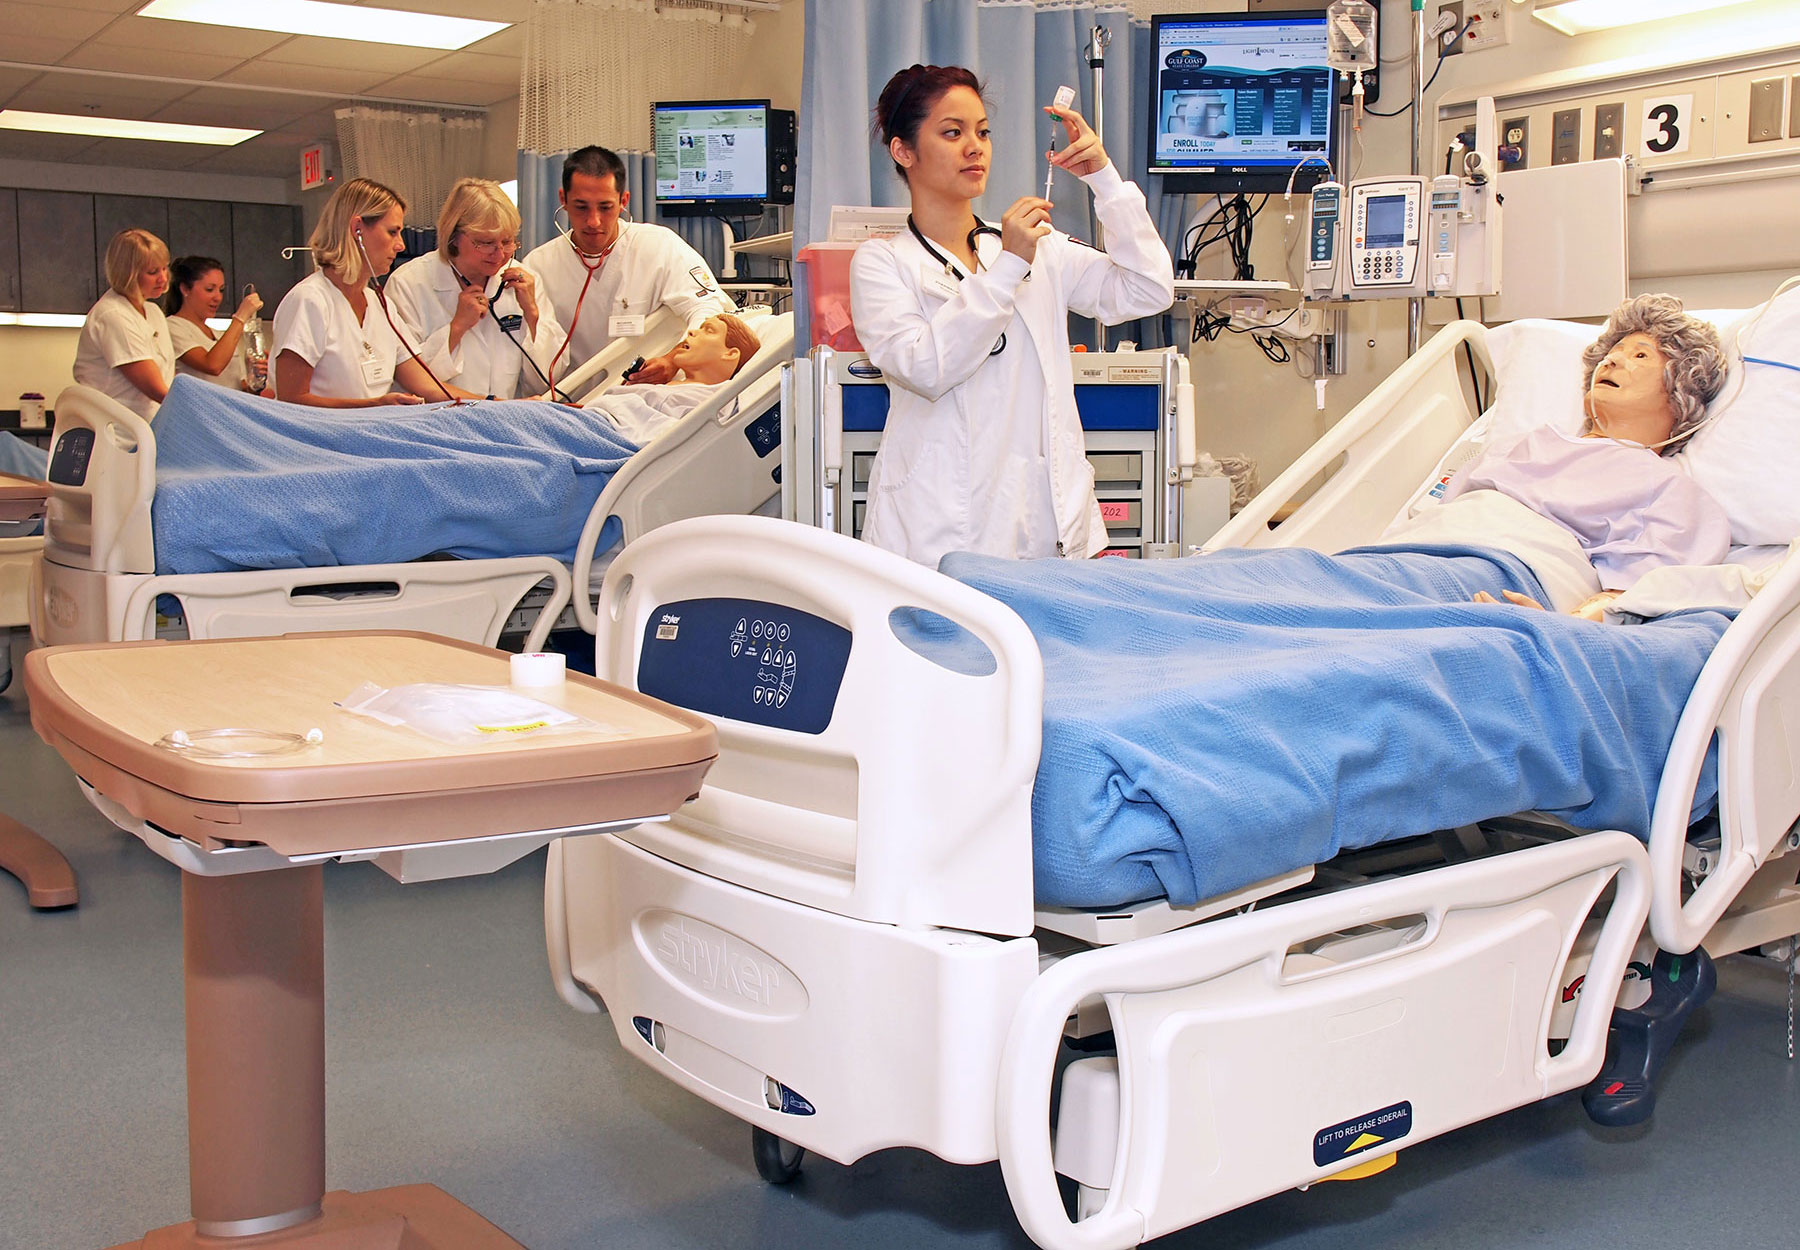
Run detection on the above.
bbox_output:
[653,100,771,208]
[1148,11,1337,194]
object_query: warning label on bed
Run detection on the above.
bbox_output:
[1312,1101,1411,1167]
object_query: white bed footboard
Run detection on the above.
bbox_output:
[43,385,157,576]
[590,513,1043,936]
[999,832,1650,1250]
[1206,321,1490,555]
[1649,550,1800,953]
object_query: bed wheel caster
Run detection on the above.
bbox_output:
[1582,946,1717,1128]
[751,1126,805,1185]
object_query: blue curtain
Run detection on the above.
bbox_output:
[799,0,1184,347]
[518,149,791,283]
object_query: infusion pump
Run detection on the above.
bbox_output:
[1303,170,1500,302]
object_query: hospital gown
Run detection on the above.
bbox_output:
[584,382,714,445]
[1441,426,1730,589]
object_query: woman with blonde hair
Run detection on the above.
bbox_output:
[72,228,176,419]
[385,177,565,400]
[272,177,477,407]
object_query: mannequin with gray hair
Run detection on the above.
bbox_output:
[1450,293,1733,620]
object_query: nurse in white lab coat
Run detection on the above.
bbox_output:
[273,177,481,408]
[849,64,1174,567]
[386,178,565,400]
[520,145,733,389]
[72,228,176,421]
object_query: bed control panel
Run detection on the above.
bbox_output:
[47,427,95,487]
[638,596,851,735]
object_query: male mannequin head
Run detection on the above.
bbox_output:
[665,314,761,385]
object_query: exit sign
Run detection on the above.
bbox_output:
[300,145,326,190]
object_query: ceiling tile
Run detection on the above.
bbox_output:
[359,73,512,107]
[151,97,308,130]
[260,36,442,74]
[0,130,105,161]
[2,34,89,62]
[175,85,331,116]
[90,16,292,57]
[219,61,388,95]
[8,79,195,112]
[354,0,531,21]
[0,67,46,101]
[464,25,524,56]
[58,44,248,81]
[411,50,519,85]
[48,0,144,11]
[0,1,119,39]
[189,143,311,177]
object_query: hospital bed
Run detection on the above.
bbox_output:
[0,531,36,693]
[545,310,1800,1250]
[30,309,792,650]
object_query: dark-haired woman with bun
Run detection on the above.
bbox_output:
[166,256,263,391]
[849,64,1174,567]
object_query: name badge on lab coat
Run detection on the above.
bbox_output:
[609,314,646,338]
[360,352,389,389]
[921,265,961,301]
[498,313,523,333]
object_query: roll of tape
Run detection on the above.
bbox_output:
[510,651,567,688]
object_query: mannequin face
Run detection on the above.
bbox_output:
[668,315,740,380]
[1584,331,1676,448]
[892,85,990,202]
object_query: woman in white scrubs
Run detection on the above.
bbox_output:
[72,228,177,421]
[385,178,564,400]
[273,178,478,408]
[849,64,1174,567]
[166,255,263,391]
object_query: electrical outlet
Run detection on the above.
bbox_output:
[1462,0,1509,51]
[1551,108,1581,164]
[1500,116,1528,170]
[1593,102,1624,160]
[1436,0,1464,56]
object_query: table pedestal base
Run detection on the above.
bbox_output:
[0,812,78,909]
[112,1185,522,1249]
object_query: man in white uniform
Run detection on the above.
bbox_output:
[521,146,733,388]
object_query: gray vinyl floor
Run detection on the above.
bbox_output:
[4,630,1799,1250]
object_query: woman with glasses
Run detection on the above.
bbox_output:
[849,65,1174,567]
[386,177,565,400]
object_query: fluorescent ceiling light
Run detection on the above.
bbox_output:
[1531,0,1756,36]
[138,0,510,50]
[0,313,89,328]
[0,109,260,146]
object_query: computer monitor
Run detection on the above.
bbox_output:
[652,99,797,217]
[1147,11,1340,197]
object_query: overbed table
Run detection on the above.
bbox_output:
[25,631,718,1249]
[1,470,77,909]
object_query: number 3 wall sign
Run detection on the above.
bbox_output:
[1640,94,1693,158]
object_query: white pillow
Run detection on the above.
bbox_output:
[1683,286,1800,546]
[1481,318,1594,445]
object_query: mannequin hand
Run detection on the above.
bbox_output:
[233,291,263,321]
[1000,197,1054,264]
[451,284,488,335]
[1572,590,1621,621]
[499,265,538,317]
[1046,105,1107,179]
[1472,589,1547,610]
[377,392,426,406]
[625,354,677,385]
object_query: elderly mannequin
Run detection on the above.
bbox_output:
[1459,293,1731,620]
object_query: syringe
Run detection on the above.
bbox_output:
[1044,84,1075,199]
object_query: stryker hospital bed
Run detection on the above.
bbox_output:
[545,303,1800,1250]
[31,309,793,651]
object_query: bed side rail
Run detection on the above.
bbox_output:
[42,385,156,575]
[1650,549,1800,952]
[117,558,571,650]
[554,307,687,403]
[999,832,1649,1250]
[570,313,795,632]
[1205,321,1490,554]
[591,513,1043,936]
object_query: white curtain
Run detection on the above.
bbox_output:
[519,0,759,155]
[799,0,1181,347]
[333,107,486,220]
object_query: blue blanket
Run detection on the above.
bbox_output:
[940,544,1730,910]
[149,377,637,574]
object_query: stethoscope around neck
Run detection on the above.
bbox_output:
[908,214,1008,358]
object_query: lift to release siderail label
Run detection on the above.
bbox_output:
[1312,1101,1412,1167]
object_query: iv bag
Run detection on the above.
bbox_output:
[1327,0,1378,74]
